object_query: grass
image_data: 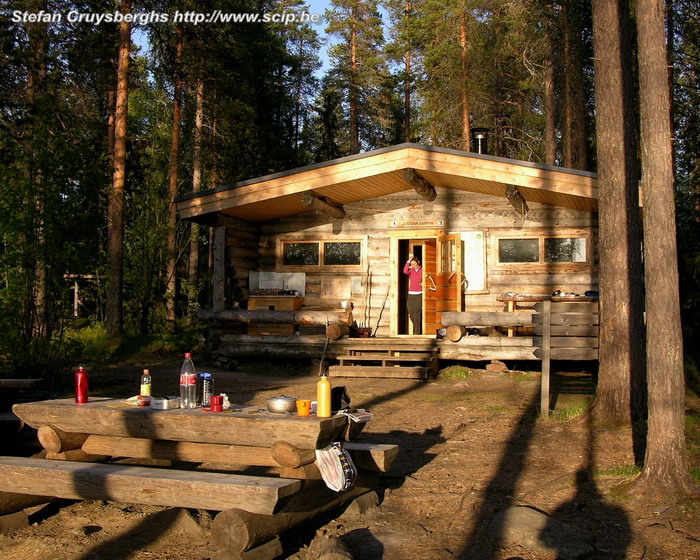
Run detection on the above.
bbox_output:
[439,365,477,379]
[548,398,592,422]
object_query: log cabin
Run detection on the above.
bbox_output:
[176,143,599,377]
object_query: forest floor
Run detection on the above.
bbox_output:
[1,358,700,560]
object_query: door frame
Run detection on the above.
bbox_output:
[389,229,445,337]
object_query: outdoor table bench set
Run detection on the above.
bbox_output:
[1,395,398,560]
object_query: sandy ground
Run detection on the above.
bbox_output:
[1,360,699,560]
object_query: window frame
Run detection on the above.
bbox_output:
[277,237,367,272]
[490,229,593,271]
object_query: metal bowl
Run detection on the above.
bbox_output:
[266,395,297,413]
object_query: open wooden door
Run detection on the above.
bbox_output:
[435,234,463,326]
[422,239,438,335]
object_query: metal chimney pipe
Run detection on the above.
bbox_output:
[471,128,489,155]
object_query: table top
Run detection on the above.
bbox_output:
[496,294,599,303]
[13,398,348,449]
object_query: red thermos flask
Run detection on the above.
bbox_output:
[75,365,89,403]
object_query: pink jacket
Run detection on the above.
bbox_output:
[403,261,423,293]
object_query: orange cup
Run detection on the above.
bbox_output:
[296,399,312,416]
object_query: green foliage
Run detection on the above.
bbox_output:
[548,397,593,422]
[440,365,477,379]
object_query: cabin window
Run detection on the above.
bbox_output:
[279,238,365,270]
[544,238,587,263]
[283,242,319,266]
[494,231,591,267]
[323,242,361,266]
[498,239,539,263]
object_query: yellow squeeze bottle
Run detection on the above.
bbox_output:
[316,373,332,417]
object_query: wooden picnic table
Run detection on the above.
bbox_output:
[12,397,348,450]
[4,398,393,558]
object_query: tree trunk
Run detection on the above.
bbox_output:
[188,74,205,318]
[165,25,184,331]
[404,5,412,143]
[349,8,359,155]
[590,0,646,424]
[544,31,557,166]
[562,1,588,170]
[631,0,700,499]
[106,0,131,337]
[459,5,471,151]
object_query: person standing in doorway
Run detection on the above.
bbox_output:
[403,254,422,334]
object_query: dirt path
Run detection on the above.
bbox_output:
[1,362,699,560]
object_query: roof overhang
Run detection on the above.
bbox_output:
[176,143,598,224]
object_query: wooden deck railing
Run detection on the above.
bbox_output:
[442,301,599,417]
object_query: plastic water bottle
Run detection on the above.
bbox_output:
[180,353,197,409]
[140,369,152,396]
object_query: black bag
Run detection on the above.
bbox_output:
[331,386,351,413]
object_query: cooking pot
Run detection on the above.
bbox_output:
[266,395,297,413]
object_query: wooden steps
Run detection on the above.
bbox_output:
[330,344,439,379]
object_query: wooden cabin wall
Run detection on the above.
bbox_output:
[249,190,597,334]
[222,216,261,306]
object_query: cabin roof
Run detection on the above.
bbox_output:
[175,143,598,224]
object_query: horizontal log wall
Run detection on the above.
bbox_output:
[208,190,597,359]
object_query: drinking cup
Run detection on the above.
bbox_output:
[296,399,312,416]
[210,395,223,412]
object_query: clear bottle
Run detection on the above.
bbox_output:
[179,353,197,409]
[316,372,332,417]
[140,369,152,396]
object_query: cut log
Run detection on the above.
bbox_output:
[446,325,467,342]
[403,168,437,201]
[276,463,321,480]
[270,441,316,468]
[343,443,399,472]
[300,191,346,219]
[0,491,54,516]
[13,399,347,450]
[441,311,534,327]
[0,510,30,534]
[326,324,350,340]
[210,479,377,553]
[38,426,89,454]
[211,537,283,560]
[45,449,109,462]
[83,435,276,466]
[341,490,379,517]
[198,309,352,326]
[0,379,43,389]
[0,456,301,514]
[307,535,353,559]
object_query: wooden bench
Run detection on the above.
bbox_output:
[0,456,301,514]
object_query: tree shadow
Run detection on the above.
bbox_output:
[75,508,202,560]
[459,389,632,559]
[541,413,632,559]
[459,391,541,559]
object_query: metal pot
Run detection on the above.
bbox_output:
[266,395,297,413]
[338,300,353,310]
